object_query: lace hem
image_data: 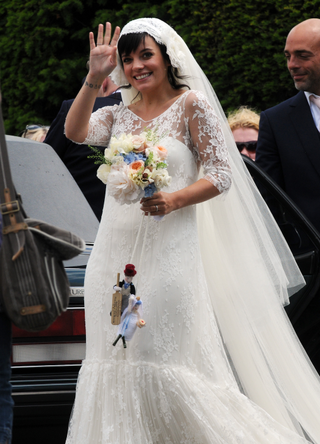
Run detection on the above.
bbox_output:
[66,358,309,444]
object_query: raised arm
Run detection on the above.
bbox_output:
[65,22,120,143]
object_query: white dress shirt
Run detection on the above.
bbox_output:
[305,91,320,130]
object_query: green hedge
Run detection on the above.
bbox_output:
[1,0,319,134]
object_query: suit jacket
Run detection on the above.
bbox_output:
[256,90,320,233]
[44,93,122,220]
[119,280,136,314]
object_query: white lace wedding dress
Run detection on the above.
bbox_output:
[65,90,312,444]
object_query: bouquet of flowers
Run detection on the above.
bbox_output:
[89,129,171,205]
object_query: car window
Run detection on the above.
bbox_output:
[6,136,99,242]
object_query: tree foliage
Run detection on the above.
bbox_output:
[185,0,320,113]
[1,0,320,134]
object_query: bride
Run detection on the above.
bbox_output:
[65,17,320,444]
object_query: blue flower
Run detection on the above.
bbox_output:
[122,152,146,164]
[144,183,157,197]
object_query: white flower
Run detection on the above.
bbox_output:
[165,32,187,72]
[152,169,171,190]
[112,155,124,166]
[107,164,143,205]
[104,146,117,162]
[130,167,154,189]
[110,133,134,154]
[131,134,147,153]
[97,164,111,184]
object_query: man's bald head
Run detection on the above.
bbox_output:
[284,18,320,95]
[288,18,320,38]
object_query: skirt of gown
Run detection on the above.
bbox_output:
[65,139,312,444]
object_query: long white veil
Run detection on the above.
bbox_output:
[111,18,320,443]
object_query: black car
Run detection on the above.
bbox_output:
[7,138,320,444]
[243,155,320,369]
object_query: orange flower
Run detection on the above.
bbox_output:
[148,145,167,160]
[129,160,144,172]
[157,145,167,156]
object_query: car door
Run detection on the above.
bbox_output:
[243,155,320,373]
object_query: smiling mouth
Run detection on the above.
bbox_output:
[292,73,305,80]
[134,73,152,80]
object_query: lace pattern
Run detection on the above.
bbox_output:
[67,359,310,444]
[83,90,232,194]
[66,91,314,444]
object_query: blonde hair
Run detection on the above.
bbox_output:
[227,107,260,132]
[22,127,49,142]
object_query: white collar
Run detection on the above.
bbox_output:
[305,91,320,106]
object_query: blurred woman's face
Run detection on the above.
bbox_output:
[232,127,258,161]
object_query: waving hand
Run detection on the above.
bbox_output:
[88,22,121,81]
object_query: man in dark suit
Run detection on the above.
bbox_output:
[256,18,320,234]
[256,19,320,374]
[44,77,121,220]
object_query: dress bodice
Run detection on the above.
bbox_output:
[83,90,232,194]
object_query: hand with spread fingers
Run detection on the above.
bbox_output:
[65,22,120,143]
[88,22,121,82]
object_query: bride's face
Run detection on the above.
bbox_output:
[121,36,170,93]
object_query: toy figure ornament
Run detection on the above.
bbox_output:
[111,264,137,325]
[112,296,146,348]
[112,265,146,348]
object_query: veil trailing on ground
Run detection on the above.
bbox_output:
[111,18,320,443]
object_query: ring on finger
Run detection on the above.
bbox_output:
[155,205,158,212]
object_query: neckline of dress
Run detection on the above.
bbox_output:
[126,90,190,122]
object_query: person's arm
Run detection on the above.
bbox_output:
[141,91,232,215]
[65,22,120,143]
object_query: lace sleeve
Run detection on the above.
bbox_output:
[82,105,118,147]
[186,91,232,194]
